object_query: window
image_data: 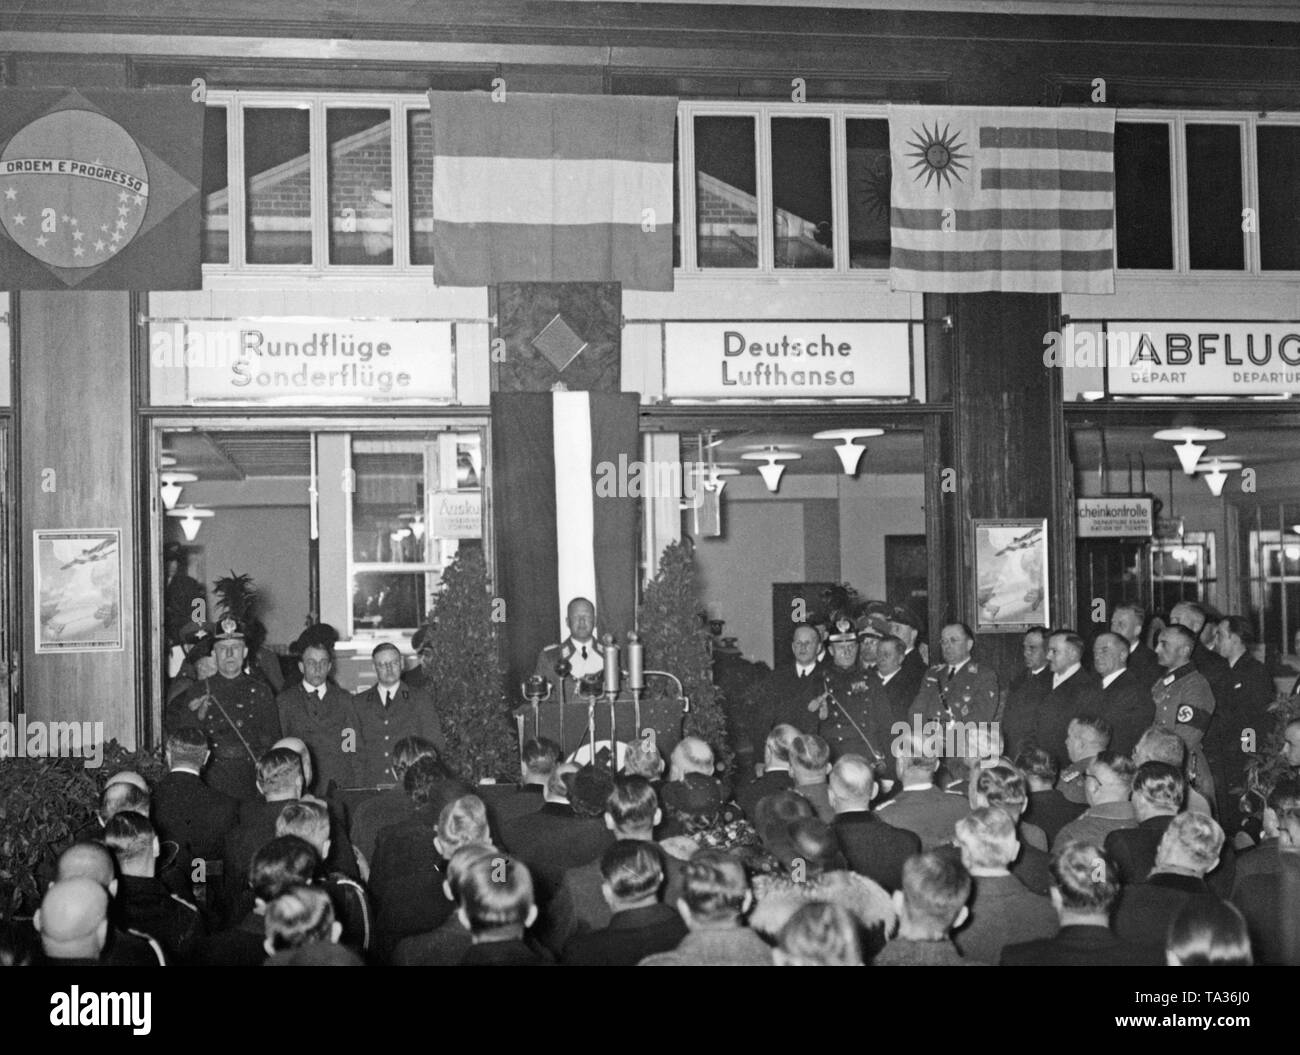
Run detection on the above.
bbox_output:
[771,117,833,269]
[1151,533,1215,616]
[327,108,394,266]
[348,431,483,637]
[1114,122,1172,270]
[201,105,229,264]
[1186,123,1244,270]
[845,118,891,269]
[694,115,758,268]
[244,106,312,265]
[1258,125,1300,271]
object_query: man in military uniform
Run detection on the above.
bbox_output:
[164,617,282,803]
[535,597,606,695]
[910,623,1000,727]
[276,642,360,796]
[910,622,1000,784]
[1152,623,1216,803]
[402,624,436,691]
[353,642,445,787]
[811,619,892,769]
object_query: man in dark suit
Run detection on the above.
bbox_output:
[1034,631,1103,767]
[497,764,615,909]
[745,624,826,761]
[1207,615,1277,837]
[1232,776,1300,897]
[483,737,560,832]
[951,808,1057,964]
[220,747,357,922]
[1001,842,1159,965]
[1113,811,1227,949]
[352,643,445,788]
[888,607,927,710]
[1111,601,1160,690]
[875,738,969,850]
[1000,627,1050,756]
[1232,806,1300,965]
[1017,747,1085,845]
[829,755,920,892]
[873,634,920,731]
[560,836,687,966]
[1093,632,1155,756]
[153,726,241,904]
[103,812,205,965]
[543,775,684,953]
[275,642,359,796]
[736,724,798,822]
[1104,761,1182,885]
[348,735,439,861]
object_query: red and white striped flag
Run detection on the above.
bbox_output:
[429,91,677,291]
[887,105,1116,294]
[491,391,640,688]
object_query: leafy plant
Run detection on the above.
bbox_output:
[637,539,731,774]
[0,741,164,921]
[425,547,517,782]
[1242,693,1300,814]
[211,570,256,624]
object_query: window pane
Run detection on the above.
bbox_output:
[407,110,435,266]
[201,106,228,264]
[352,571,428,632]
[1258,126,1300,270]
[1186,124,1244,270]
[771,117,832,269]
[244,108,312,264]
[326,108,393,266]
[846,118,891,269]
[694,115,757,268]
[351,442,427,565]
[1114,123,1172,269]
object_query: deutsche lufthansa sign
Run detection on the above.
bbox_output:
[662,321,912,399]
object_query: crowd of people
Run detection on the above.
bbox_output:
[11,593,1300,966]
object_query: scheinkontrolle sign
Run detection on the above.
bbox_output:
[662,321,912,399]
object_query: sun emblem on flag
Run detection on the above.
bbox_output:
[904,122,970,189]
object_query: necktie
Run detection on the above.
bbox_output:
[581,646,588,660]
[948,666,956,680]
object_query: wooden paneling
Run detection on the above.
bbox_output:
[494,282,621,393]
[19,291,138,746]
[951,292,1068,690]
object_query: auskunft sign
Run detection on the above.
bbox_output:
[149,318,456,404]
[662,321,912,399]
[1100,322,1300,396]
[1076,496,1154,539]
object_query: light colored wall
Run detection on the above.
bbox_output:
[187,504,311,649]
[839,472,927,600]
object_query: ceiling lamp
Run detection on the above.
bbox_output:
[166,504,214,541]
[1196,458,1241,497]
[159,454,177,469]
[813,428,885,476]
[1153,427,1226,476]
[159,471,198,510]
[741,448,801,492]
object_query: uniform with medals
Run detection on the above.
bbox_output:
[164,618,282,802]
[1152,662,1217,801]
[535,635,606,693]
[910,658,999,782]
[816,620,892,769]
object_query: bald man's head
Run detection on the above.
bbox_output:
[37,878,109,960]
[829,755,876,812]
[56,841,117,891]
[106,770,149,793]
[669,737,714,781]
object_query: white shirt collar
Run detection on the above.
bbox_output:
[796,662,817,676]
[1052,662,1082,688]
[948,657,971,675]
[1100,668,1125,689]
[879,669,898,685]
[1031,664,1047,675]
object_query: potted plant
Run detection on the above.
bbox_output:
[424,547,517,782]
[637,539,731,775]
